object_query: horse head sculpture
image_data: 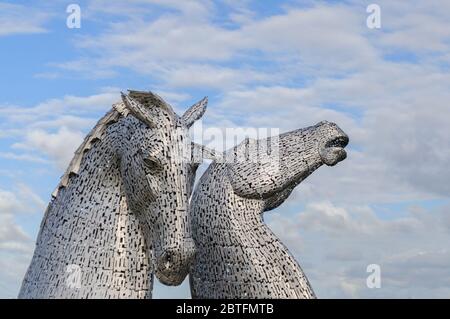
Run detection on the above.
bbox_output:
[119,91,207,285]
[189,120,349,298]
[226,120,349,209]
[19,90,208,298]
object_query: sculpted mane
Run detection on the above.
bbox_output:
[51,102,129,198]
[51,89,187,199]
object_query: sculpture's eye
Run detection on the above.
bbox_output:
[144,157,163,172]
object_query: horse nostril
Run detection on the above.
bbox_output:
[157,242,196,272]
[162,252,173,268]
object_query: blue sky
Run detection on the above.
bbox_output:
[1,0,450,298]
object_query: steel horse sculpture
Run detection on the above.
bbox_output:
[19,91,208,298]
[189,121,349,298]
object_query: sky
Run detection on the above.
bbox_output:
[0,0,449,298]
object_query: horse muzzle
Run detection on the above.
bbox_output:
[154,238,196,286]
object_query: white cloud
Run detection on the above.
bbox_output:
[0,152,48,164]
[0,214,31,253]
[0,3,50,36]
[0,190,24,215]
[267,200,450,298]
[215,85,359,131]
[27,116,97,131]
[0,188,37,298]
[162,64,273,89]
[86,0,214,21]
[0,187,45,217]
[368,0,450,54]
[16,184,46,210]
[0,89,119,125]
[17,127,84,170]
[0,89,123,169]
[0,88,208,170]
[51,2,380,84]
[0,250,32,298]
[44,0,448,204]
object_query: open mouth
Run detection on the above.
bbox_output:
[325,135,349,149]
[320,135,349,166]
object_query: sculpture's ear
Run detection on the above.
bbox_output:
[121,90,178,128]
[121,92,157,128]
[181,97,208,128]
[128,90,175,118]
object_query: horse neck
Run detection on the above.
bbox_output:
[25,120,153,298]
[278,129,324,188]
[191,164,315,298]
[193,163,300,260]
[37,124,123,248]
[192,164,267,252]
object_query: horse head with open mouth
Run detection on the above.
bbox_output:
[189,120,349,298]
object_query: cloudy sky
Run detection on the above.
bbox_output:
[0,0,449,298]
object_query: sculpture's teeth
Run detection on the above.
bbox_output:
[325,135,349,148]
